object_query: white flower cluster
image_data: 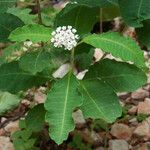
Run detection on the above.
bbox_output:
[51,26,79,50]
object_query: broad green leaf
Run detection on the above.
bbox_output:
[0,0,16,13]
[100,6,120,21]
[12,130,36,150]
[55,3,99,34]
[136,20,150,50]
[44,73,82,144]
[19,50,51,74]
[7,7,36,24]
[119,0,150,27]
[13,139,26,150]
[75,50,94,70]
[9,24,52,42]
[49,47,70,70]
[75,43,94,70]
[70,0,118,7]
[0,13,24,42]
[79,79,121,123]
[0,91,20,115]
[82,32,146,70]
[85,59,147,92]
[26,104,46,132]
[0,61,50,93]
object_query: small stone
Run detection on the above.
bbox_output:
[137,98,150,115]
[128,106,138,115]
[0,136,14,150]
[143,84,150,91]
[21,99,30,106]
[0,128,6,136]
[52,63,70,78]
[34,91,46,103]
[73,109,86,125]
[4,121,19,133]
[137,142,150,150]
[76,70,88,80]
[1,117,7,122]
[94,48,104,62]
[91,131,102,146]
[148,74,150,84]
[108,140,129,150]
[129,118,138,123]
[94,147,105,150]
[118,92,130,100]
[134,117,150,137]
[110,123,132,140]
[131,89,149,100]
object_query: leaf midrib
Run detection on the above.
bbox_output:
[80,82,106,118]
[11,33,50,39]
[34,50,42,73]
[137,0,143,18]
[59,72,71,142]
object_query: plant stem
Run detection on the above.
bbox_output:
[100,8,103,33]
[71,48,75,72]
[36,0,43,25]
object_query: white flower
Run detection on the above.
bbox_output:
[51,26,79,51]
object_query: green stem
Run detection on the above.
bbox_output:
[71,48,75,72]
[36,0,43,25]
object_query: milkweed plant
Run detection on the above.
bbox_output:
[0,0,149,147]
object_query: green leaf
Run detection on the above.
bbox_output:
[79,79,121,123]
[26,104,46,132]
[9,24,52,42]
[75,43,94,70]
[75,50,94,70]
[82,32,146,70]
[55,3,99,34]
[44,73,82,144]
[136,20,150,50]
[85,59,147,92]
[0,13,24,42]
[0,0,16,13]
[13,139,26,150]
[119,0,150,27]
[0,61,50,93]
[12,129,36,150]
[49,47,70,70]
[7,7,36,24]
[100,6,120,21]
[0,91,20,115]
[19,50,51,75]
[70,0,118,7]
